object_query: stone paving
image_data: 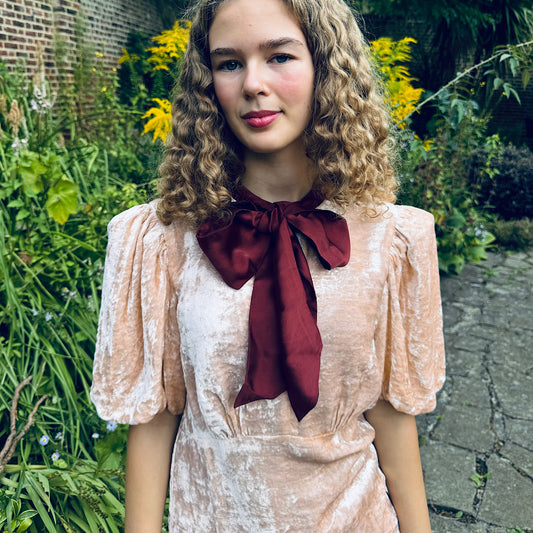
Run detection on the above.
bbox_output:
[417,250,533,533]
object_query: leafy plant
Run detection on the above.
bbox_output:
[370,37,424,127]
[468,144,533,220]
[398,90,498,273]
[470,471,492,488]
[487,218,533,250]
[0,54,148,531]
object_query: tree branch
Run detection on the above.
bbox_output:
[397,39,533,127]
[0,376,48,475]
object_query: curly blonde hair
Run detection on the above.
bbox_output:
[157,0,398,226]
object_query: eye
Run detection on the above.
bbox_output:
[271,54,292,64]
[218,60,241,71]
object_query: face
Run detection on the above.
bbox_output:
[209,0,315,158]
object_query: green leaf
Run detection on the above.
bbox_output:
[493,77,504,90]
[522,69,531,89]
[509,57,518,77]
[447,212,466,228]
[499,52,511,61]
[18,153,47,195]
[15,209,30,222]
[7,199,25,208]
[23,482,56,533]
[45,175,79,224]
[15,517,33,532]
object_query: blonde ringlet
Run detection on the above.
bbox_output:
[157,0,398,226]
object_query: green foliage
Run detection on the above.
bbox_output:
[398,90,499,273]
[0,47,149,531]
[470,471,492,488]
[487,218,533,250]
[354,0,533,92]
[468,144,533,220]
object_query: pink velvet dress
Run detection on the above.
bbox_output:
[90,200,445,533]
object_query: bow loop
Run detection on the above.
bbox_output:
[196,186,350,421]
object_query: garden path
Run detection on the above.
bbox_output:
[418,250,533,533]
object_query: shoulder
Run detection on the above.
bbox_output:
[340,202,435,240]
[107,200,190,245]
[107,201,160,237]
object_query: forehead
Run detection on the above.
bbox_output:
[209,0,304,48]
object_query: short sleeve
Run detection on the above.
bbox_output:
[90,203,186,424]
[375,206,445,415]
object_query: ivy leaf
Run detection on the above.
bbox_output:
[45,175,79,224]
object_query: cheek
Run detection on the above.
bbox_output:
[213,78,237,115]
[278,70,314,103]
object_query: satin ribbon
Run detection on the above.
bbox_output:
[196,187,350,421]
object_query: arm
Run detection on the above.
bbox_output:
[365,399,431,533]
[125,409,179,533]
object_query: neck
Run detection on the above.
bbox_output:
[242,145,316,203]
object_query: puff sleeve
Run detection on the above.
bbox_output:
[90,203,186,424]
[375,206,446,415]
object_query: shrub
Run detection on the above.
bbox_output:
[468,144,533,220]
[398,90,498,274]
[487,217,533,250]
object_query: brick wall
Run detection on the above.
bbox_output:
[0,0,165,87]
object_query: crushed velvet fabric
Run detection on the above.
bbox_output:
[196,187,351,421]
[91,200,445,533]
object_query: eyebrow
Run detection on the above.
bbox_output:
[210,37,304,57]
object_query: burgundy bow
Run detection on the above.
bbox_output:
[196,187,350,421]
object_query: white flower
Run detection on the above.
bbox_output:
[39,435,49,446]
[51,451,60,461]
[31,308,39,316]
[11,137,28,152]
[91,432,100,439]
[55,432,63,440]
[106,422,117,432]
[45,312,53,321]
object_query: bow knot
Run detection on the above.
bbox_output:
[197,187,350,421]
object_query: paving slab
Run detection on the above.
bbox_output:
[477,455,533,528]
[445,349,485,378]
[419,251,533,530]
[506,417,533,449]
[448,375,491,409]
[432,405,494,453]
[500,442,533,478]
[420,441,477,513]
[489,363,533,419]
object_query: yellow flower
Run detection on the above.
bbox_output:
[142,98,172,143]
[370,37,424,127]
[95,52,104,59]
[146,20,191,71]
[101,87,107,93]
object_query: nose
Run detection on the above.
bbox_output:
[242,62,269,99]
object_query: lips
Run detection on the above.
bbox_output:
[242,110,281,128]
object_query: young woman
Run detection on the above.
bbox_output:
[91,0,445,531]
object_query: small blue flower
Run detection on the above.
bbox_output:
[55,432,63,440]
[45,312,53,322]
[39,435,49,446]
[31,308,39,316]
[51,451,60,462]
[91,432,100,439]
[106,422,117,432]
